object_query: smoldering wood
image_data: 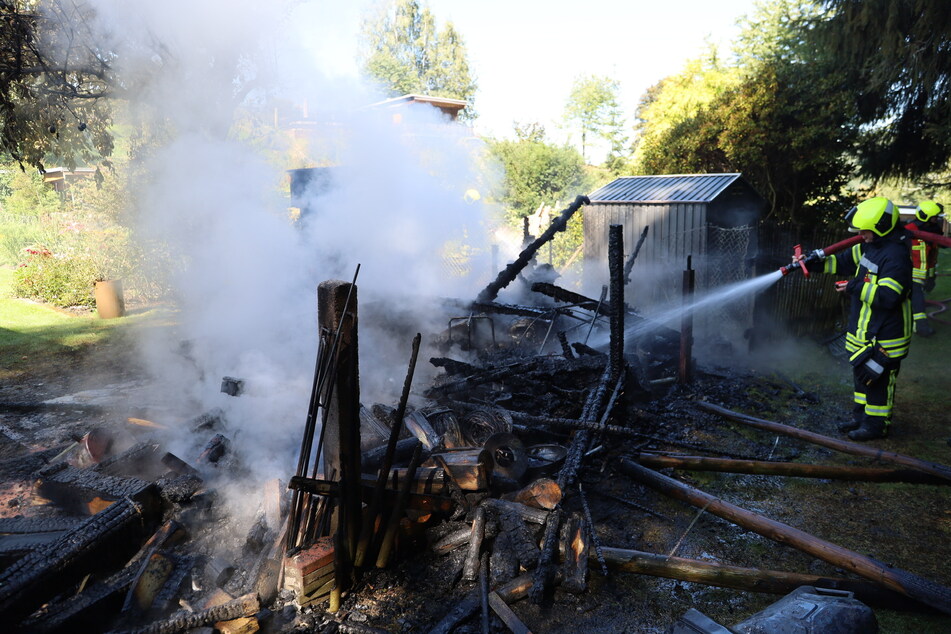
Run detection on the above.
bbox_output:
[0,497,153,622]
[467,300,554,319]
[488,591,532,634]
[577,483,607,576]
[476,194,589,304]
[157,473,204,504]
[558,331,574,358]
[530,282,614,317]
[36,462,159,513]
[196,433,229,464]
[150,554,193,616]
[462,506,486,582]
[697,401,951,483]
[497,506,540,571]
[633,452,951,484]
[0,515,82,533]
[593,546,926,611]
[122,520,186,612]
[93,442,162,478]
[557,365,613,491]
[619,458,951,615]
[287,475,454,515]
[511,478,562,510]
[490,529,518,587]
[481,498,550,525]
[428,572,536,634]
[560,512,588,594]
[530,507,562,603]
[117,592,260,634]
[357,333,421,568]
[479,552,490,634]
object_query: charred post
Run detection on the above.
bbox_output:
[608,224,625,383]
[318,279,362,592]
[679,256,695,384]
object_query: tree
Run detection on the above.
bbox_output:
[486,133,591,220]
[0,1,115,171]
[812,0,951,179]
[359,0,478,119]
[563,74,624,163]
[633,1,858,225]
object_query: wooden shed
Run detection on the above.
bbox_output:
[584,173,767,343]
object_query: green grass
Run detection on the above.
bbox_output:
[0,267,153,379]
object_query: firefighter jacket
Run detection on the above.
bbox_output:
[822,231,913,363]
[909,219,942,283]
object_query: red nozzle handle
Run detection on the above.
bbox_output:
[793,244,810,278]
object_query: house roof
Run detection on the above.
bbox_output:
[368,94,468,112]
[589,173,744,204]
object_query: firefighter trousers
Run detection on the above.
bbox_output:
[853,362,901,425]
[911,281,929,325]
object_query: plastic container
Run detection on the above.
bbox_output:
[733,585,877,634]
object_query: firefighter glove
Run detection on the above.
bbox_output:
[924,278,936,293]
[852,345,889,385]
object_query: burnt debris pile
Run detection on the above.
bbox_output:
[1,201,951,632]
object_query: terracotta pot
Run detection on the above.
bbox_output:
[94,280,125,319]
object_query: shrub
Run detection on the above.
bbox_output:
[0,220,50,266]
[13,247,98,308]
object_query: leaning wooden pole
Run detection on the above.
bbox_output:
[476,195,589,304]
[633,453,950,485]
[696,401,951,482]
[595,546,923,610]
[618,458,951,615]
[318,279,362,602]
[608,224,625,382]
[679,256,694,384]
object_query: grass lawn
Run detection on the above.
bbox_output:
[0,267,159,381]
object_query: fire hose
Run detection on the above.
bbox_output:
[778,225,951,279]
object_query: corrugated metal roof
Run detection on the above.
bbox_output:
[589,173,742,203]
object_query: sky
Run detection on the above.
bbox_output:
[299,0,763,155]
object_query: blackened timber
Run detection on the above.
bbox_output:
[375,442,424,568]
[529,507,562,604]
[0,498,153,622]
[619,458,951,615]
[530,282,613,317]
[623,225,650,285]
[476,195,589,303]
[468,301,554,318]
[556,365,614,491]
[697,401,951,482]
[633,453,951,484]
[593,546,924,611]
[558,331,574,358]
[355,333,421,568]
[119,592,260,634]
[36,462,159,514]
[462,505,487,582]
[679,256,695,384]
[318,279,362,592]
[608,224,625,382]
[428,572,537,634]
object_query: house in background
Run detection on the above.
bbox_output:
[584,173,767,346]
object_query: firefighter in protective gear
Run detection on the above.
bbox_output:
[798,197,913,440]
[909,200,944,337]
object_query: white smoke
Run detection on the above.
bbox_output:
[77,1,501,483]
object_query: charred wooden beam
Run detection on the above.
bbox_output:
[287,474,454,514]
[36,462,159,516]
[530,282,613,317]
[560,512,588,594]
[375,442,424,568]
[618,458,951,615]
[633,453,951,484]
[362,437,428,474]
[468,301,553,318]
[696,401,951,482]
[0,516,82,533]
[476,195,589,304]
[118,592,260,634]
[0,497,154,623]
[462,506,487,582]
[529,507,562,604]
[593,546,925,611]
[482,498,549,525]
[428,572,538,634]
[93,442,163,479]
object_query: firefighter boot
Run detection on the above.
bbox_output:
[848,417,888,441]
[837,419,861,434]
[915,319,936,337]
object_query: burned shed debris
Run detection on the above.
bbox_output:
[0,195,950,633]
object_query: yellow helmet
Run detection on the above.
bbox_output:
[845,197,898,237]
[915,200,944,222]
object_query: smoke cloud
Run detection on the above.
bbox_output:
[75,1,501,486]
